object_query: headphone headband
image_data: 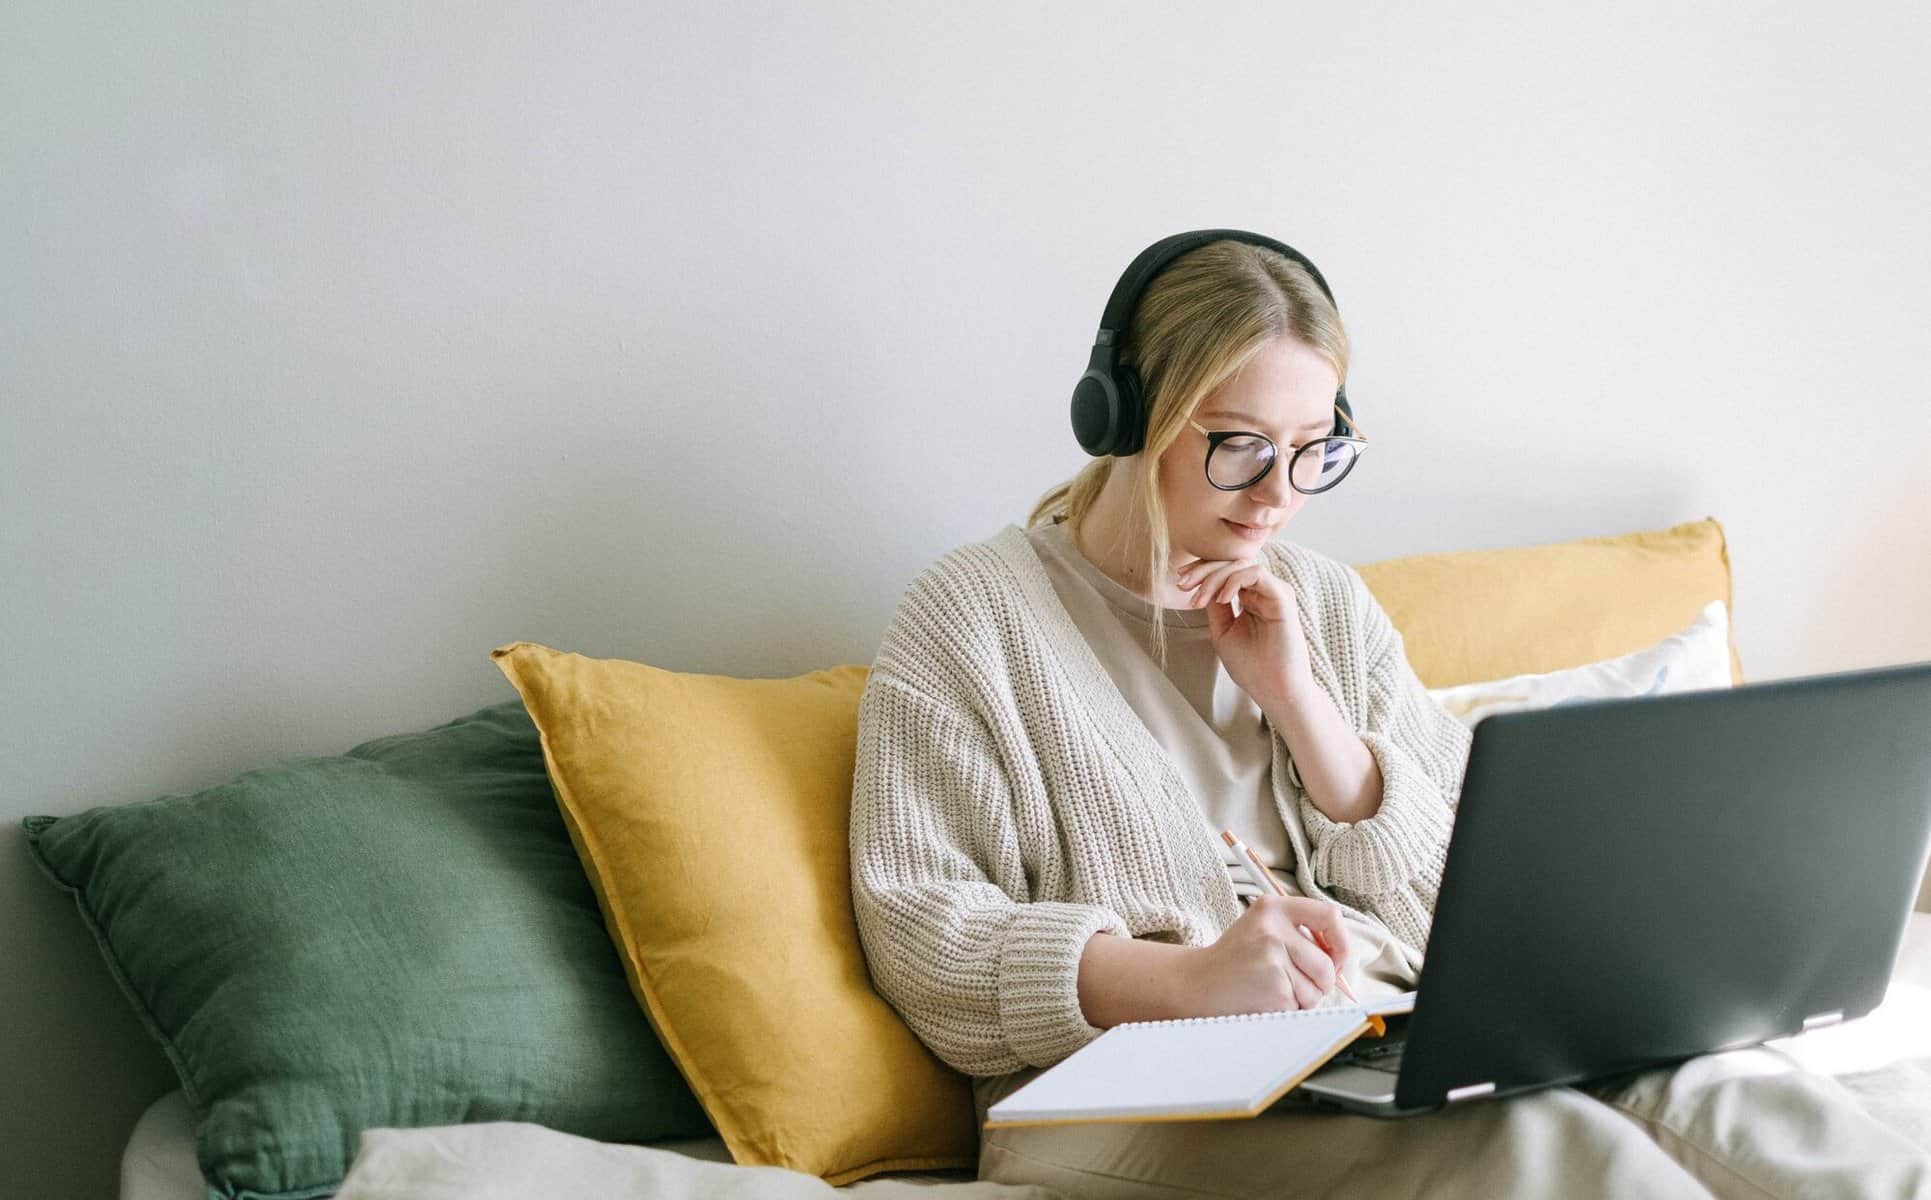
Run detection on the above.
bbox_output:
[1093,228,1339,353]
[1071,227,1352,458]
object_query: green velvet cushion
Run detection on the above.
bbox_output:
[23,700,712,1200]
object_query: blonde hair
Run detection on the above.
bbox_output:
[1026,239,1351,668]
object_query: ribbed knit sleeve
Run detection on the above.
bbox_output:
[850,671,1130,1077]
[1296,569,1473,952]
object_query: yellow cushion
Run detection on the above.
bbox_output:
[488,642,976,1185]
[1353,517,1744,689]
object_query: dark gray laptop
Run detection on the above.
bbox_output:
[1298,658,1931,1117]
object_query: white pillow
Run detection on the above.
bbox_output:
[1425,599,1733,729]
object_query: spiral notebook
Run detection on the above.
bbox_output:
[983,992,1416,1128]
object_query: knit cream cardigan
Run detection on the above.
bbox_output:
[849,523,1474,1077]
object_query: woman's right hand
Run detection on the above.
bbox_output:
[1182,895,1351,1017]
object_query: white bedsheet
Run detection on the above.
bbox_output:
[120,1092,1052,1200]
[123,912,1931,1200]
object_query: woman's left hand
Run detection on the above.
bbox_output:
[1176,553,1316,709]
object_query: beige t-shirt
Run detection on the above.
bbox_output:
[1023,517,1418,1001]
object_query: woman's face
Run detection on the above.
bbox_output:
[1157,335,1342,565]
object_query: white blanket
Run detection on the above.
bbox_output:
[334,1122,1058,1200]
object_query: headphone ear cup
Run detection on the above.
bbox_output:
[1111,365,1146,456]
[1332,386,1355,438]
[1071,369,1122,456]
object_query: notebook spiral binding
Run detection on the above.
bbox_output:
[1115,1006,1352,1030]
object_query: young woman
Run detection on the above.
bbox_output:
[849,233,1931,1197]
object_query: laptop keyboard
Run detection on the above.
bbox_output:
[1345,1036,1406,1075]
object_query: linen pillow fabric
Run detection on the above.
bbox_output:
[1354,517,1744,689]
[333,1120,1058,1200]
[1427,599,1734,728]
[487,641,979,1187]
[24,700,712,1200]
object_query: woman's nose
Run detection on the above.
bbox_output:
[1251,459,1295,507]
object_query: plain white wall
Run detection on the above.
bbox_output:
[6,3,1929,1195]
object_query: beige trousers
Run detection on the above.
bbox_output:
[975,1045,1931,1199]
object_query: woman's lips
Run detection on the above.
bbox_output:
[1223,518,1272,539]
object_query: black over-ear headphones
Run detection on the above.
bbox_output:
[1069,228,1355,458]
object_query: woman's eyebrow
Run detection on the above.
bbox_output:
[1199,409,1332,435]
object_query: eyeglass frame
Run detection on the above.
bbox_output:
[1185,405,1370,494]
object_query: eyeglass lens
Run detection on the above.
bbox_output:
[1207,435,1359,492]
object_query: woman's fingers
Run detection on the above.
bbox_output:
[1195,563,1263,609]
[1305,906,1351,974]
[1281,957,1325,1010]
[1214,567,1254,607]
[1176,561,1232,604]
[1231,570,1284,620]
[1283,929,1338,997]
[1315,926,1350,976]
[1178,560,1292,621]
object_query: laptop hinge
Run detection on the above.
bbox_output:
[1445,1081,1496,1103]
[1802,1010,1845,1031]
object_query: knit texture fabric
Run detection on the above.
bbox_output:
[849,523,1473,1077]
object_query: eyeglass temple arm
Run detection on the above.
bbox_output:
[1337,404,1367,439]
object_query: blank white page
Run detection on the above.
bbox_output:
[985,1007,1372,1126]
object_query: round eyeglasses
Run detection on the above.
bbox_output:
[1186,408,1368,494]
